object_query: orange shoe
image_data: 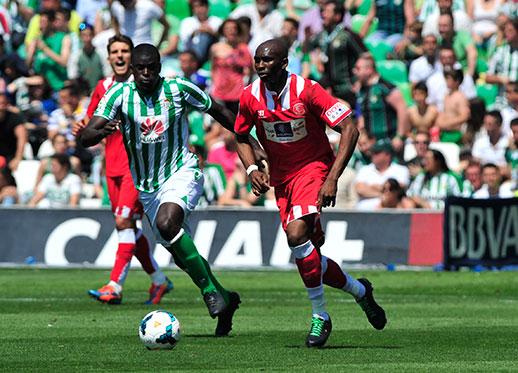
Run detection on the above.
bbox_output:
[145,278,173,305]
[88,284,122,305]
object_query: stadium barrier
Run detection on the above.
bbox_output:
[0,208,444,267]
[444,197,518,268]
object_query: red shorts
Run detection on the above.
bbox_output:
[274,162,329,246]
[106,172,143,219]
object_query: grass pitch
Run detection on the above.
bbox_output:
[0,268,517,372]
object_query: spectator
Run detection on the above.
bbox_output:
[281,17,310,77]
[218,162,262,207]
[207,124,239,179]
[25,0,82,46]
[28,153,81,207]
[26,10,71,92]
[486,18,518,109]
[76,23,104,92]
[179,0,222,64]
[462,159,483,195]
[354,53,409,153]
[394,21,424,65]
[505,118,518,188]
[230,0,284,54]
[407,148,462,208]
[354,139,410,210]
[76,0,108,26]
[437,12,477,77]
[177,50,208,90]
[0,35,29,80]
[434,68,470,144]
[307,0,366,106]
[472,110,508,167]
[0,157,17,205]
[408,34,441,85]
[501,81,518,135]
[209,19,253,114]
[47,82,86,141]
[111,0,170,47]
[487,12,510,54]
[378,178,415,208]
[0,93,26,172]
[297,0,345,42]
[349,129,376,171]
[469,0,501,46]
[191,144,226,207]
[407,82,439,134]
[426,45,476,111]
[473,162,514,198]
[406,130,431,179]
[34,133,81,191]
[422,0,472,36]
[361,0,415,47]
[419,0,467,22]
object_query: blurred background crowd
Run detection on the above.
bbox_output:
[0,0,517,209]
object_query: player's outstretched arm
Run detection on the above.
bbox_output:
[77,116,119,148]
[236,134,269,196]
[318,117,359,208]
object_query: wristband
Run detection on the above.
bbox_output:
[246,164,259,176]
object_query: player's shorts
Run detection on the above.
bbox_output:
[106,172,143,219]
[275,161,329,247]
[139,163,204,245]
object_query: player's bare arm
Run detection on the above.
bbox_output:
[236,134,269,196]
[318,117,359,208]
[77,116,120,148]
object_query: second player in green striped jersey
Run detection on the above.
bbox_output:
[94,77,212,193]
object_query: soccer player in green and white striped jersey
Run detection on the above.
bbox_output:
[78,44,240,337]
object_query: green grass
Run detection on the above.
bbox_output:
[0,268,517,372]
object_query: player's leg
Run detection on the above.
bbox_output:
[117,174,173,304]
[286,215,332,348]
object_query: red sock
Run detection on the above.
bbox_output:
[295,245,323,288]
[110,229,136,285]
[134,230,158,275]
[321,256,347,289]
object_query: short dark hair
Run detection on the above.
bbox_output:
[180,50,200,67]
[413,81,428,94]
[486,110,503,126]
[107,34,134,54]
[324,0,345,19]
[190,0,208,8]
[51,153,71,171]
[511,117,518,128]
[132,43,160,65]
[444,68,463,84]
[40,9,56,22]
[481,163,498,172]
[284,17,299,30]
[218,18,242,37]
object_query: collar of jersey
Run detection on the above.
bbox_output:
[263,73,291,99]
[135,77,164,106]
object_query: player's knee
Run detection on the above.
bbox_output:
[114,216,135,230]
[286,220,311,247]
[156,215,182,242]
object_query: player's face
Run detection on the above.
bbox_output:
[254,45,287,84]
[132,54,162,94]
[109,41,132,77]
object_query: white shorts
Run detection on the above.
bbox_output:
[139,163,204,245]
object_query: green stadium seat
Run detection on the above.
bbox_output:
[365,39,393,61]
[397,82,414,107]
[376,60,408,85]
[166,0,190,19]
[209,0,232,18]
[350,15,378,36]
[476,83,498,108]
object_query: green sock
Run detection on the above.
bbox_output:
[201,257,229,304]
[168,233,218,296]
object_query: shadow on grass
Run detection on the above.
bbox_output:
[285,345,403,350]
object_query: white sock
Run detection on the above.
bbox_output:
[307,285,327,315]
[150,270,166,286]
[342,273,366,299]
[108,280,122,294]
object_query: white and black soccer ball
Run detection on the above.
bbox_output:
[139,310,180,350]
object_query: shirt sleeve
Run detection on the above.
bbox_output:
[305,81,352,128]
[68,174,82,195]
[147,0,163,19]
[38,174,51,193]
[177,78,212,112]
[86,81,105,118]
[234,91,254,135]
[93,83,124,121]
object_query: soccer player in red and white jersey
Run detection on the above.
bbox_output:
[235,39,387,347]
[75,34,172,305]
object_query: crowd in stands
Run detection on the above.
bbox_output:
[0,0,516,209]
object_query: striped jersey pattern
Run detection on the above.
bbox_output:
[407,171,463,209]
[94,77,211,193]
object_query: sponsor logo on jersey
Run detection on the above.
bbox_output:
[257,110,265,118]
[262,118,307,143]
[140,117,166,143]
[325,102,348,123]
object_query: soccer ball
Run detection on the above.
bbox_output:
[139,310,181,350]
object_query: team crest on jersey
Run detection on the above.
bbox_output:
[140,117,166,143]
[257,110,265,118]
[293,103,306,115]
